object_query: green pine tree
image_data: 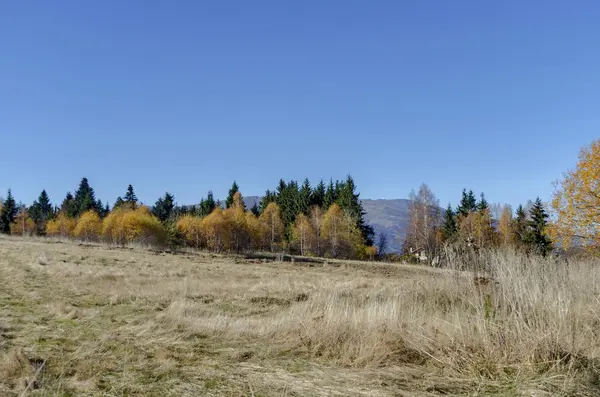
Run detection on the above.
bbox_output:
[250,202,260,217]
[225,181,243,209]
[0,189,17,234]
[457,189,478,217]
[442,203,457,240]
[478,193,489,213]
[113,197,125,210]
[336,175,375,246]
[199,191,217,217]
[95,199,106,216]
[323,179,336,209]
[311,180,326,208]
[513,204,529,245]
[124,184,138,208]
[73,178,98,217]
[525,197,553,256]
[60,192,78,218]
[29,189,54,235]
[153,192,175,222]
[276,179,300,237]
[259,190,276,214]
[298,178,312,215]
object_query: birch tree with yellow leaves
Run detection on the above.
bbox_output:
[259,202,284,252]
[498,204,514,246]
[291,214,316,255]
[551,139,600,253]
[223,192,248,252]
[320,203,362,258]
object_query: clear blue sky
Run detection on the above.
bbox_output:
[1,1,598,209]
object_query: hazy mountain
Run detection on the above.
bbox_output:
[361,199,412,253]
[243,196,261,210]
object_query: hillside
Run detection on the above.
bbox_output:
[360,199,411,252]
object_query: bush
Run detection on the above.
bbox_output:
[102,206,166,246]
[74,210,102,241]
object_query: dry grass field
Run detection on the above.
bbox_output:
[1,236,599,396]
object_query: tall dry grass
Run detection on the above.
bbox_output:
[164,249,600,389]
[1,236,599,395]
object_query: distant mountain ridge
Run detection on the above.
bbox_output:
[360,199,412,252]
[240,196,411,253]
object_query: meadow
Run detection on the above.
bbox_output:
[0,236,599,396]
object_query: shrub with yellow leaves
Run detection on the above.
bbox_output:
[46,212,76,238]
[102,206,165,246]
[176,215,204,248]
[74,210,102,241]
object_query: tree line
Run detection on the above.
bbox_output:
[1,138,598,261]
[401,183,553,265]
[402,138,600,263]
[0,176,377,260]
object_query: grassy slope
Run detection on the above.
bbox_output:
[0,237,599,396]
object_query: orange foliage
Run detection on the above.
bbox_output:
[365,246,378,260]
[551,139,600,252]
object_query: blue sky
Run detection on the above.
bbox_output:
[1,1,598,209]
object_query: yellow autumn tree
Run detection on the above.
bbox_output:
[498,205,514,246]
[291,214,316,256]
[46,212,76,238]
[11,207,35,236]
[309,205,323,256]
[458,210,497,248]
[176,215,204,248]
[74,210,102,241]
[551,139,600,253]
[102,206,165,246]
[365,246,378,261]
[245,211,265,251]
[321,203,362,258]
[222,192,248,252]
[259,202,284,252]
[201,207,226,252]
[473,209,497,247]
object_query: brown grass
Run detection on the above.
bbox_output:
[0,235,599,396]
